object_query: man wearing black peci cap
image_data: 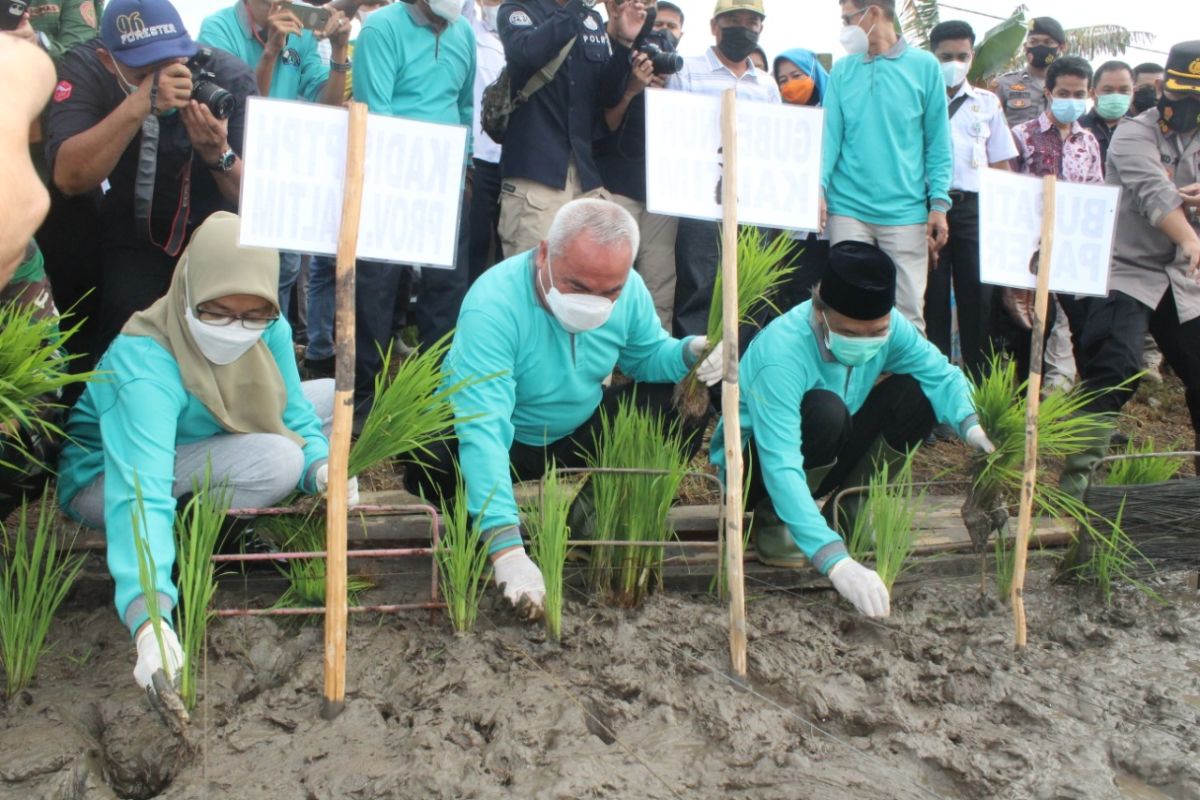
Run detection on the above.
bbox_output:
[711,241,993,618]
[45,0,256,356]
[992,15,1066,127]
[1060,41,1200,500]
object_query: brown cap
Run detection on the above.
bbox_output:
[712,0,765,20]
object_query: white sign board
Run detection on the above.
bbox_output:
[644,88,823,231]
[979,169,1119,297]
[239,97,468,269]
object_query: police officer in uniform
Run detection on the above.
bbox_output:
[1060,40,1200,499]
[496,0,646,258]
[991,16,1066,128]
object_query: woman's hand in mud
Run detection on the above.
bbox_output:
[828,558,890,617]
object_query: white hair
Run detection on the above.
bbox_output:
[546,198,640,264]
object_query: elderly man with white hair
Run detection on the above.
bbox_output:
[407,198,723,619]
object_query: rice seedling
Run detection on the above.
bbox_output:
[0,492,85,696]
[585,397,692,607]
[130,477,172,684]
[172,472,229,710]
[993,532,1015,600]
[1070,500,1164,607]
[435,476,491,634]
[0,301,94,471]
[673,227,796,421]
[348,334,492,479]
[260,511,372,609]
[524,464,572,642]
[1103,438,1185,486]
[846,448,923,591]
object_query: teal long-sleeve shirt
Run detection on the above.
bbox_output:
[57,318,328,634]
[447,251,695,544]
[711,301,977,574]
[197,4,329,102]
[821,39,953,226]
[352,1,475,154]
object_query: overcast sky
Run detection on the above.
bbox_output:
[180,0,1177,70]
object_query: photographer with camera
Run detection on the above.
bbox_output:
[46,0,256,356]
[595,1,683,330]
[664,0,779,338]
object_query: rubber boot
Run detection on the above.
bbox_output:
[1059,420,1116,502]
[823,437,907,537]
[751,461,835,567]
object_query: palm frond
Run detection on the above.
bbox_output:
[899,0,941,50]
[1066,26,1156,61]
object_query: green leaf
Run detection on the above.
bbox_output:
[969,9,1029,84]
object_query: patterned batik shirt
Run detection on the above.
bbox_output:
[1011,111,1105,184]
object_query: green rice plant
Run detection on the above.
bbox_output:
[673,227,797,420]
[172,472,229,710]
[348,334,492,479]
[1070,499,1164,606]
[0,492,84,696]
[524,465,572,641]
[585,398,692,607]
[994,532,1015,601]
[130,477,172,684]
[846,448,923,591]
[0,301,94,471]
[1104,437,1185,486]
[260,511,372,609]
[435,476,491,633]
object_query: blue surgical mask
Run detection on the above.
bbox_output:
[823,313,888,367]
[1050,97,1087,124]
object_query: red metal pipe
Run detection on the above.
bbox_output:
[214,601,445,618]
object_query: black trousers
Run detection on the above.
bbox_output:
[744,375,936,510]
[97,244,182,356]
[405,381,709,508]
[355,194,470,411]
[672,218,720,337]
[924,192,992,379]
[467,159,503,285]
[1076,287,1200,440]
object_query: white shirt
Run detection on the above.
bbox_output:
[471,13,505,163]
[947,82,1018,192]
[665,46,781,104]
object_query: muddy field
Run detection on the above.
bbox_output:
[1,557,1197,800]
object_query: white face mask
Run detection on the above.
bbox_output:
[539,256,615,335]
[427,0,462,22]
[941,59,970,89]
[839,12,874,56]
[183,272,267,365]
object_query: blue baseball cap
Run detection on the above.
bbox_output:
[100,0,197,67]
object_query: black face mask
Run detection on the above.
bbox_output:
[717,26,759,63]
[1026,44,1057,69]
[1158,94,1200,134]
[1132,84,1159,115]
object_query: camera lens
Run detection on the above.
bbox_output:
[193,80,235,120]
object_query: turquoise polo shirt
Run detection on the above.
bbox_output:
[198,3,329,102]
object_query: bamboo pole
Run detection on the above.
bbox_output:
[719,89,748,677]
[1011,174,1057,650]
[322,101,368,719]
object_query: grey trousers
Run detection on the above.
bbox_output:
[70,379,335,527]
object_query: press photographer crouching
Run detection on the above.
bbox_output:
[46,0,256,356]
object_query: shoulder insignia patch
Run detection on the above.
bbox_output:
[583,15,599,30]
[508,10,533,27]
[1008,98,1030,109]
[53,81,72,103]
[1010,83,1025,91]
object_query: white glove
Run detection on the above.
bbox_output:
[689,336,725,387]
[492,549,545,620]
[133,623,184,691]
[964,424,996,454]
[316,463,360,507]
[827,558,890,618]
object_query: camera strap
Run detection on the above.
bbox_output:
[134,71,192,258]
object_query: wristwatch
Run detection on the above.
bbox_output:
[207,147,237,173]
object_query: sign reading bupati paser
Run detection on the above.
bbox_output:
[644,88,823,232]
[979,169,1119,296]
[238,97,467,269]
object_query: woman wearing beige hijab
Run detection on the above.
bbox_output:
[58,212,355,694]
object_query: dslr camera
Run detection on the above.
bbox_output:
[634,7,683,76]
[187,48,234,120]
[0,0,28,31]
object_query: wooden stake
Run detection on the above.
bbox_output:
[719,89,748,678]
[1011,174,1056,650]
[322,101,368,719]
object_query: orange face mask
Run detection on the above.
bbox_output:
[781,76,816,105]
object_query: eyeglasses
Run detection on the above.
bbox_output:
[840,6,870,26]
[194,306,279,330]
